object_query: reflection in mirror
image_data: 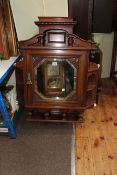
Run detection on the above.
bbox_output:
[34,58,77,100]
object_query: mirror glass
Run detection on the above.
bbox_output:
[34,58,76,100]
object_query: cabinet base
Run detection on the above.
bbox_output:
[25,109,84,123]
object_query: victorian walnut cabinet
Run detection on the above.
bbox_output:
[18,17,98,122]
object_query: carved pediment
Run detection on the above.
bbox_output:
[19,17,96,50]
[19,29,96,50]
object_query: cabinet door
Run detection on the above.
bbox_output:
[23,54,33,106]
[68,0,113,38]
[68,0,93,39]
[24,54,82,108]
[92,0,113,33]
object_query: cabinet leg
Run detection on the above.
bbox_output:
[77,113,84,123]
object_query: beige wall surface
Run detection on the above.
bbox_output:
[93,33,114,78]
[10,0,68,41]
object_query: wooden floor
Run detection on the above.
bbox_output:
[75,78,117,175]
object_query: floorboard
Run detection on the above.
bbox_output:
[75,78,117,175]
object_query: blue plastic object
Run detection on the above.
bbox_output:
[0,92,16,138]
[0,55,22,138]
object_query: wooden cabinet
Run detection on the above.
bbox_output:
[0,0,18,59]
[110,1,117,84]
[68,0,93,39]
[110,41,117,84]
[19,17,98,122]
[92,0,113,33]
[86,62,98,107]
[68,0,113,39]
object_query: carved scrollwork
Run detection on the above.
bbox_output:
[68,57,79,69]
[68,36,74,46]
[32,56,43,66]
[37,35,43,45]
[32,56,79,72]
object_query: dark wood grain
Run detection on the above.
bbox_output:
[92,0,113,33]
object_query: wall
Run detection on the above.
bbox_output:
[93,33,114,78]
[10,0,68,40]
